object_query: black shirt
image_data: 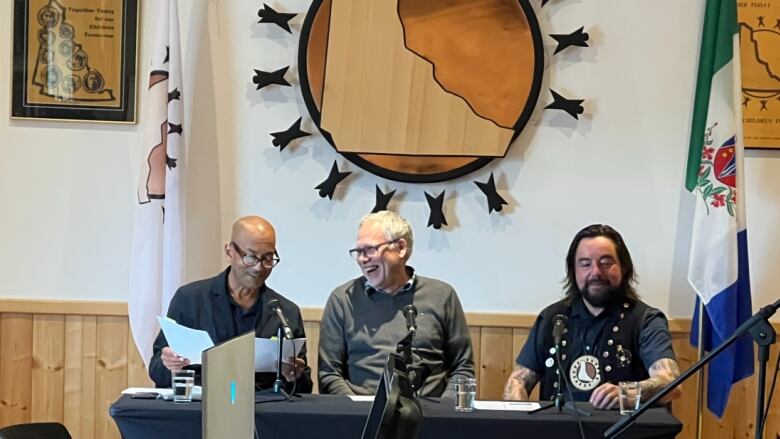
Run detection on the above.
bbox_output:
[228,289,263,336]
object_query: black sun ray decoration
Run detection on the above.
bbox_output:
[271,117,311,151]
[254,0,591,228]
[475,173,508,214]
[257,4,297,33]
[315,161,352,199]
[372,185,397,213]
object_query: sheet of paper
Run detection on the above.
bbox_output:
[254,338,306,372]
[157,316,214,364]
[473,401,541,411]
[348,395,375,402]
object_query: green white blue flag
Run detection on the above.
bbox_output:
[686,0,753,418]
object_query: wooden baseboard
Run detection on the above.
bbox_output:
[0,298,700,329]
[0,298,127,316]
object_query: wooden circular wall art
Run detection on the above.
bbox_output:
[254,0,589,229]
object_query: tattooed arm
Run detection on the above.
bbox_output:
[590,358,682,409]
[503,364,540,400]
[639,358,682,402]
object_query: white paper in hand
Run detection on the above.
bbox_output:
[254,338,306,372]
[157,316,215,364]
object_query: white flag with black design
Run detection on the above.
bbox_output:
[129,0,186,369]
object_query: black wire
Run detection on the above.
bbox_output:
[760,345,780,436]
[556,348,586,439]
[288,354,299,397]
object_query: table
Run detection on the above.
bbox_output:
[110,394,681,439]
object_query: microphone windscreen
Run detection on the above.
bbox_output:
[552,314,568,343]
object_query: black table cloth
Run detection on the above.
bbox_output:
[110,394,681,439]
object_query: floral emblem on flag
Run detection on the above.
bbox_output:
[696,123,737,216]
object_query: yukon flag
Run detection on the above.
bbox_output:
[129,0,185,369]
[686,0,753,418]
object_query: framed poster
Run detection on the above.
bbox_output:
[738,1,780,149]
[11,0,138,123]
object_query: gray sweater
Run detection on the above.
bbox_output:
[318,272,475,397]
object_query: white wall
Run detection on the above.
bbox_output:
[1,0,778,320]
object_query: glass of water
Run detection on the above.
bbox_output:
[172,369,195,403]
[618,381,641,415]
[454,377,477,412]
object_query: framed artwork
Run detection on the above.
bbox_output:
[11,0,138,123]
[738,1,780,149]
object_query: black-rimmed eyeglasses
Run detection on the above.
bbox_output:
[348,240,399,259]
[231,242,280,268]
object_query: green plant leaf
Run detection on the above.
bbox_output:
[711,187,727,195]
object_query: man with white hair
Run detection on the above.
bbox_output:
[318,211,475,397]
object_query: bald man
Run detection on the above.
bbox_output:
[149,216,312,393]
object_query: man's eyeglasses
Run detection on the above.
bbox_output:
[348,240,399,259]
[230,242,280,268]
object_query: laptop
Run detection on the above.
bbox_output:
[202,331,255,439]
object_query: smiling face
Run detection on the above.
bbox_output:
[355,220,409,292]
[574,236,624,310]
[225,216,277,292]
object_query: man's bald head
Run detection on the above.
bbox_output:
[226,215,278,292]
[231,215,276,245]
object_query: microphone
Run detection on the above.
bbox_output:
[268,299,294,339]
[403,304,418,333]
[552,314,568,347]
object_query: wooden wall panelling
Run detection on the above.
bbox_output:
[511,327,540,400]
[701,368,737,438]
[726,342,780,439]
[63,315,97,439]
[469,327,482,398]
[31,314,65,422]
[0,314,33,427]
[669,331,699,439]
[733,378,752,439]
[478,327,514,400]
[94,316,127,439]
[763,343,780,439]
[303,320,321,394]
[1,302,779,439]
[126,324,152,389]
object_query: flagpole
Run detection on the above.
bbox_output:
[696,299,705,439]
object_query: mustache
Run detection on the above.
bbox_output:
[584,278,609,288]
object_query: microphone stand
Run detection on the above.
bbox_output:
[604,298,780,439]
[271,326,289,398]
[397,330,414,366]
[530,345,591,417]
[554,346,566,411]
[397,329,428,395]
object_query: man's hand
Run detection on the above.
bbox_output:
[281,357,306,382]
[161,346,191,371]
[589,358,682,409]
[503,365,539,401]
[639,358,682,403]
[590,382,620,409]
